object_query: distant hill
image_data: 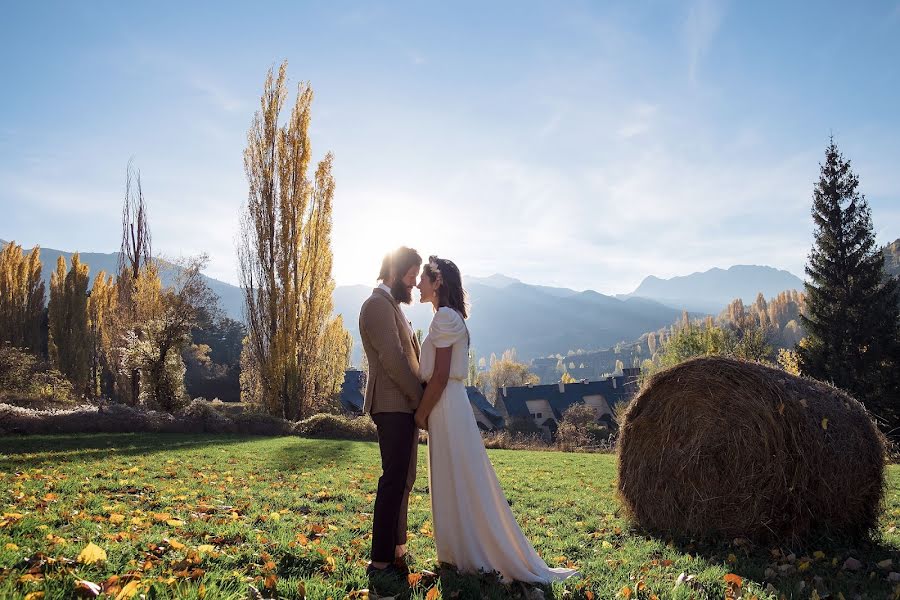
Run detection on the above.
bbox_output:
[623,265,805,314]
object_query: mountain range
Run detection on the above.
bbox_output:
[1,239,822,364]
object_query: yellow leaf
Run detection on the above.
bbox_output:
[109,514,125,524]
[269,512,281,521]
[153,513,171,522]
[115,580,141,600]
[813,550,826,560]
[166,539,185,550]
[77,542,107,564]
[5,543,18,551]
[197,544,216,553]
[821,418,828,430]
[24,593,45,600]
[166,519,184,527]
[621,586,633,599]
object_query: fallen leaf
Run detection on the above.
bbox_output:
[821,418,828,430]
[426,588,441,600]
[842,557,863,571]
[74,579,102,598]
[114,580,141,600]
[77,542,107,565]
[724,573,742,587]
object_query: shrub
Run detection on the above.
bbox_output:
[0,345,75,406]
[294,413,377,441]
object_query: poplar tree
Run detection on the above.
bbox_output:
[0,242,45,352]
[115,162,154,404]
[48,253,90,395]
[87,271,117,398]
[238,61,350,420]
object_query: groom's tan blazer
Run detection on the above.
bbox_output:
[359,287,423,414]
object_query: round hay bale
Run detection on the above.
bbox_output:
[617,356,885,542]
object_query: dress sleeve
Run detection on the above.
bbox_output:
[428,307,467,348]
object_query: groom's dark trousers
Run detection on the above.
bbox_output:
[371,412,418,564]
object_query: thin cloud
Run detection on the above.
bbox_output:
[683,0,726,82]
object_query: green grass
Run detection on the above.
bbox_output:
[1,435,899,600]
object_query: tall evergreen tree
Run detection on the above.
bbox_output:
[798,138,900,424]
[48,253,91,395]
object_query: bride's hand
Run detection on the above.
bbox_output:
[414,409,428,431]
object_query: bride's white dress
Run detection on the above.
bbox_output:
[419,307,579,583]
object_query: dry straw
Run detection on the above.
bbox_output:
[617,356,886,542]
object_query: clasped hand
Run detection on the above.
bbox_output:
[414,408,429,431]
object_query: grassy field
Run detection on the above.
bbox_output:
[1,435,899,600]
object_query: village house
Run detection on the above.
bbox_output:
[494,368,640,440]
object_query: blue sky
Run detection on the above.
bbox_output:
[2,1,899,294]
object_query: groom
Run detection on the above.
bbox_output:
[359,246,424,576]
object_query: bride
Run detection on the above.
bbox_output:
[413,255,579,583]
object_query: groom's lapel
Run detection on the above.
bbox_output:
[374,287,417,351]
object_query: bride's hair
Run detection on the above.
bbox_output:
[423,255,469,319]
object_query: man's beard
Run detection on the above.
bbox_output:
[390,279,412,304]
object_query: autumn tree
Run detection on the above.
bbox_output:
[0,242,45,352]
[87,271,117,398]
[115,162,154,404]
[120,256,217,410]
[798,139,900,421]
[238,62,350,420]
[48,253,91,395]
[476,349,540,404]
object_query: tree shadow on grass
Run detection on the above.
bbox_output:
[0,433,256,470]
[269,437,356,472]
[651,529,900,599]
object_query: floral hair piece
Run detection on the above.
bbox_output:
[428,257,443,285]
